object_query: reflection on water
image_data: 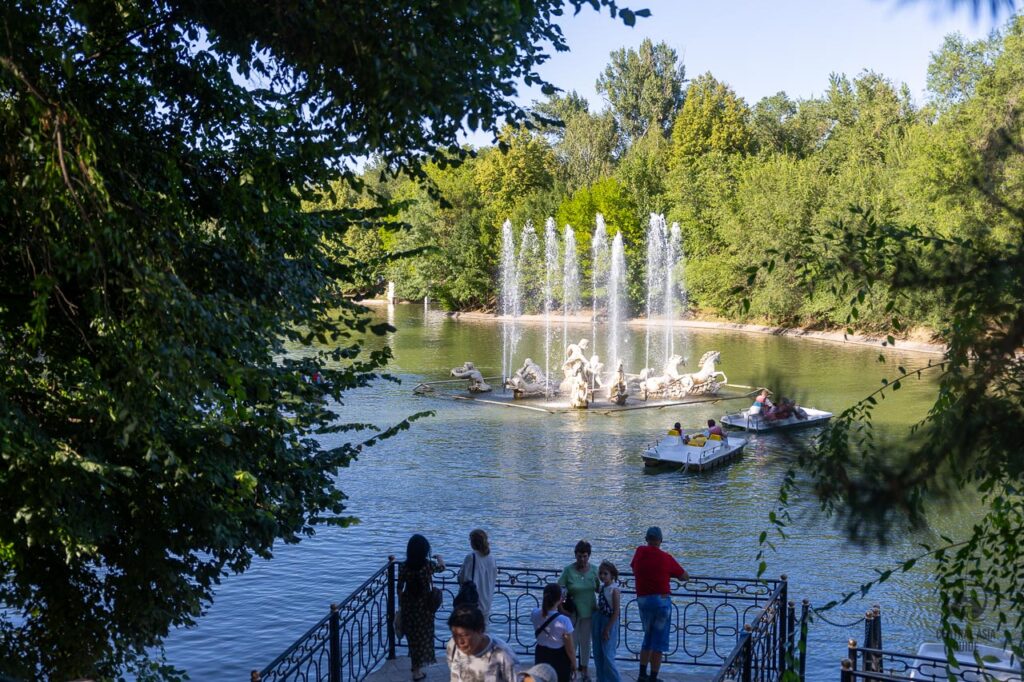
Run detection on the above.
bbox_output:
[163,305,972,680]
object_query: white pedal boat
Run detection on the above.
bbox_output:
[909,642,1020,680]
[720,406,832,432]
[642,432,746,472]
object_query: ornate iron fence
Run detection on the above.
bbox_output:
[255,559,798,682]
[840,645,1022,681]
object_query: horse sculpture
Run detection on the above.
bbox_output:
[639,354,684,397]
[678,350,728,395]
[639,351,727,399]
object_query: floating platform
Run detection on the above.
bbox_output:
[413,378,758,415]
[641,432,746,472]
[720,407,832,432]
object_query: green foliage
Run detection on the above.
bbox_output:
[746,17,1024,667]
[670,72,753,167]
[926,31,999,111]
[596,39,686,142]
[475,125,559,221]
[556,176,642,307]
[0,0,644,677]
[535,92,621,194]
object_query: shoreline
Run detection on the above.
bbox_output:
[361,300,946,355]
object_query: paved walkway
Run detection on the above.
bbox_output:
[368,657,715,682]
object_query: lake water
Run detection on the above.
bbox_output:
[162,304,969,680]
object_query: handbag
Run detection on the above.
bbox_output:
[394,608,405,640]
[453,554,480,609]
[430,586,443,612]
[562,592,577,617]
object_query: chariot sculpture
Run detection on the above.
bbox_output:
[639,350,727,399]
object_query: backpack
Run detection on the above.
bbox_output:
[453,554,480,609]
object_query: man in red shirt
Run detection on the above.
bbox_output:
[630,527,688,682]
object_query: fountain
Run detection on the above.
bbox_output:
[644,214,687,373]
[459,213,720,412]
[562,226,580,363]
[499,220,519,382]
[591,214,608,357]
[543,218,560,397]
[607,232,627,373]
[645,214,665,372]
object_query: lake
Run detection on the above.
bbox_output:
[163,303,969,680]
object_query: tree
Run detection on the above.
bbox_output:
[535,93,621,195]
[556,177,643,308]
[749,91,799,156]
[475,124,559,222]
[926,31,998,111]
[669,72,752,167]
[596,38,686,142]
[746,14,1024,672]
[0,1,643,677]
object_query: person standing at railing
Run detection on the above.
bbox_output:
[591,560,621,682]
[557,540,598,682]
[532,583,577,682]
[458,528,498,619]
[630,527,688,682]
[399,534,446,682]
[447,605,519,682]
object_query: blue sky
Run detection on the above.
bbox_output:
[462,0,1013,146]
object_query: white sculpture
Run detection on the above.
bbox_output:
[505,357,551,399]
[679,351,728,395]
[639,354,683,396]
[567,364,590,409]
[588,354,605,389]
[608,361,628,405]
[561,338,595,408]
[450,361,492,393]
[640,351,727,399]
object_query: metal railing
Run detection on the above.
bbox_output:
[841,645,1022,681]
[255,559,799,682]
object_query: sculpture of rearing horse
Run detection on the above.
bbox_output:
[679,350,728,394]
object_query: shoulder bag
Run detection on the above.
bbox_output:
[453,554,480,609]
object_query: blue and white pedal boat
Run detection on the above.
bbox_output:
[720,407,832,432]
[642,432,746,472]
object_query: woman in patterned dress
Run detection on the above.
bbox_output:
[399,534,446,681]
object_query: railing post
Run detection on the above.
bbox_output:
[840,658,853,682]
[799,600,810,681]
[778,575,789,674]
[387,555,397,660]
[741,623,753,682]
[848,638,858,672]
[872,605,882,673]
[329,603,341,682]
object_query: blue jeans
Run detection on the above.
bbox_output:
[637,595,672,653]
[591,610,621,682]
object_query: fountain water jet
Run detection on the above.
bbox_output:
[591,214,608,357]
[608,232,627,372]
[666,222,682,361]
[499,220,519,383]
[562,226,580,358]
[543,218,560,397]
[644,214,666,372]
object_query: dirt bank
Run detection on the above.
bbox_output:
[360,301,945,355]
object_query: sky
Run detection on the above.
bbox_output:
[462,0,1014,147]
